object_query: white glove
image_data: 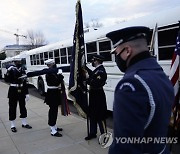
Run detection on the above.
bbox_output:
[19,74,27,79]
[58,69,62,74]
[25,94,30,102]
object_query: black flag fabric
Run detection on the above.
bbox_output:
[68,0,88,118]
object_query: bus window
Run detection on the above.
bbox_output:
[158,27,179,46]
[30,55,33,65]
[44,52,48,61]
[21,58,27,70]
[40,53,44,65]
[67,47,72,64]
[33,55,36,65]
[61,57,67,64]
[60,48,67,64]
[49,51,53,59]
[86,42,97,62]
[86,42,97,53]
[99,40,112,61]
[158,47,174,60]
[158,24,179,60]
[36,54,40,65]
[54,49,60,64]
[60,48,66,56]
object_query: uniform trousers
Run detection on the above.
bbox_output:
[48,103,59,126]
[90,119,107,135]
[9,97,27,121]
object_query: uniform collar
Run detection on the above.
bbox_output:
[125,53,161,74]
[128,51,151,67]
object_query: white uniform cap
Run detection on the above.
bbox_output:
[13,57,22,61]
[44,59,55,65]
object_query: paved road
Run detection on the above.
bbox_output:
[27,85,114,129]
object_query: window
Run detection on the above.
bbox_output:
[36,54,40,65]
[67,47,72,55]
[158,25,179,60]
[54,49,59,57]
[49,51,53,59]
[60,48,67,64]
[33,55,36,65]
[158,28,178,46]
[21,58,27,70]
[86,42,97,53]
[44,52,48,60]
[158,47,174,60]
[60,48,66,56]
[99,40,112,61]
[30,55,33,65]
[54,49,60,64]
[67,47,72,64]
[86,42,97,62]
[40,53,44,65]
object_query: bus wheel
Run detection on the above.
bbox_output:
[38,79,45,96]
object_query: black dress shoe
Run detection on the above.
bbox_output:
[51,132,62,137]
[85,134,97,140]
[22,124,32,129]
[56,127,63,131]
[11,127,17,133]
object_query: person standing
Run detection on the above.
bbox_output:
[6,57,32,133]
[106,26,174,153]
[44,59,64,137]
[84,54,108,140]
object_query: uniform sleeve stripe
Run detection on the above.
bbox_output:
[119,82,135,91]
[134,74,156,129]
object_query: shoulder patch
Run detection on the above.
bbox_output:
[119,82,135,91]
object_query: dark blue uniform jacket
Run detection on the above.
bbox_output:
[109,52,174,154]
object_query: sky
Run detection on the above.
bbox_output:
[0,0,179,49]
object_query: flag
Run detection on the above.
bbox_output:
[61,82,70,116]
[169,28,180,131]
[68,0,88,118]
[169,30,180,106]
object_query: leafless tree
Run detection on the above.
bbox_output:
[84,22,90,29]
[90,19,103,29]
[25,30,48,49]
[84,18,103,30]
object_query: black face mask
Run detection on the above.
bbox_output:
[91,61,96,67]
[115,55,127,72]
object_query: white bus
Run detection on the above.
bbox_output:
[5,6,180,111]
[1,51,27,81]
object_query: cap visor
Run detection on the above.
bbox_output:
[111,47,116,54]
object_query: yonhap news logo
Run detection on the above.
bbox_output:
[115,137,178,144]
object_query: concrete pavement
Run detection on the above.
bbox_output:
[0,81,109,154]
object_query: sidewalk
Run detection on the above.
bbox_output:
[0,81,109,154]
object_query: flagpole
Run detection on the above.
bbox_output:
[149,23,157,55]
[78,0,90,140]
[68,0,90,140]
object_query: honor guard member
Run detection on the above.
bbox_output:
[6,57,32,133]
[106,26,174,154]
[84,54,108,140]
[44,59,64,137]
